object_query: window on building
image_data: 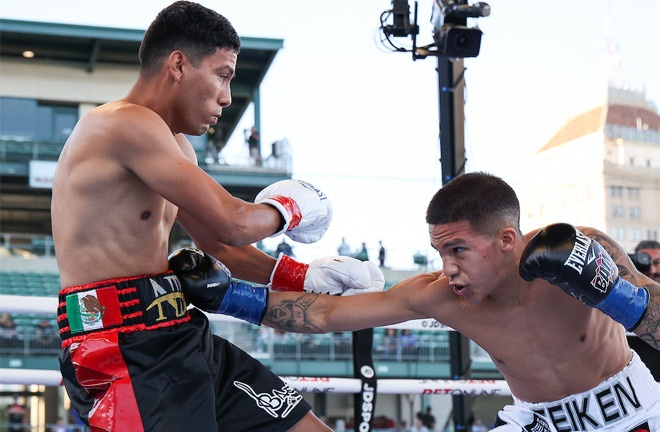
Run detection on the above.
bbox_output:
[627,187,641,200]
[612,205,625,219]
[647,230,658,241]
[629,228,643,243]
[610,185,623,198]
[611,226,626,241]
[0,97,78,143]
[628,207,641,220]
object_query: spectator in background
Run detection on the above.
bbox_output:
[337,237,351,256]
[52,418,68,432]
[380,328,398,359]
[355,242,369,262]
[378,241,386,267]
[471,418,488,432]
[8,395,26,432]
[410,416,430,432]
[245,126,261,167]
[421,406,436,431]
[275,239,294,257]
[256,327,273,353]
[400,329,419,356]
[33,318,57,352]
[634,240,660,283]
[0,312,19,344]
[628,239,660,381]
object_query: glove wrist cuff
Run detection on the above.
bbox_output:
[596,279,649,331]
[258,196,302,236]
[218,280,269,325]
[270,253,308,292]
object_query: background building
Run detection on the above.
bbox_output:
[521,85,660,252]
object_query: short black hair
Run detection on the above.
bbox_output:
[139,1,241,75]
[635,240,660,252]
[426,172,521,235]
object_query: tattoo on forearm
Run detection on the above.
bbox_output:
[266,293,323,333]
[584,228,660,350]
[638,287,660,351]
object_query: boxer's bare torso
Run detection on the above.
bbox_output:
[51,102,181,287]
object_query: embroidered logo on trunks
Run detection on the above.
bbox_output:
[140,276,187,326]
[233,381,302,418]
[627,421,650,432]
[66,287,122,334]
[524,414,551,432]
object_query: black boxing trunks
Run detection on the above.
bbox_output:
[57,273,311,432]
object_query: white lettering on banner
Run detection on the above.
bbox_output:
[564,229,591,274]
[359,383,375,432]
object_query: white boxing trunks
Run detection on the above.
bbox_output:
[492,350,660,432]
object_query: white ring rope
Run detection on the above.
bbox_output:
[0,368,511,396]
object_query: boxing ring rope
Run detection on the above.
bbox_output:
[0,368,511,396]
[0,294,512,397]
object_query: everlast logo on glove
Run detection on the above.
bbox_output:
[563,228,616,294]
[298,180,328,201]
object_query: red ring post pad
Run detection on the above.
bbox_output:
[218,280,269,325]
[270,253,308,292]
[595,279,649,331]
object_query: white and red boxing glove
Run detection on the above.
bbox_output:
[255,180,332,244]
[270,253,385,296]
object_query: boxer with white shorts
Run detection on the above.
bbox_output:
[493,351,660,431]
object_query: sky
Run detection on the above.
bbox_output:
[1,0,659,269]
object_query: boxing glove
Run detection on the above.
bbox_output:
[168,248,268,325]
[270,253,385,296]
[255,179,332,244]
[519,223,649,331]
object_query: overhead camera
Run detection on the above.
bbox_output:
[379,0,490,59]
[431,1,489,58]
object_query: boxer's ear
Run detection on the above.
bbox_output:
[499,226,517,252]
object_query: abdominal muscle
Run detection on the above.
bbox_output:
[459,294,631,403]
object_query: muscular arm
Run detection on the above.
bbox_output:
[580,227,660,350]
[113,105,282,245]
[262,271,444,334]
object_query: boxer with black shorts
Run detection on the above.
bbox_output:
[51,2,383,430]
[260,172,660,431]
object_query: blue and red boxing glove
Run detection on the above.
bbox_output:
[168,248,268,325]
[519,223,649,331]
